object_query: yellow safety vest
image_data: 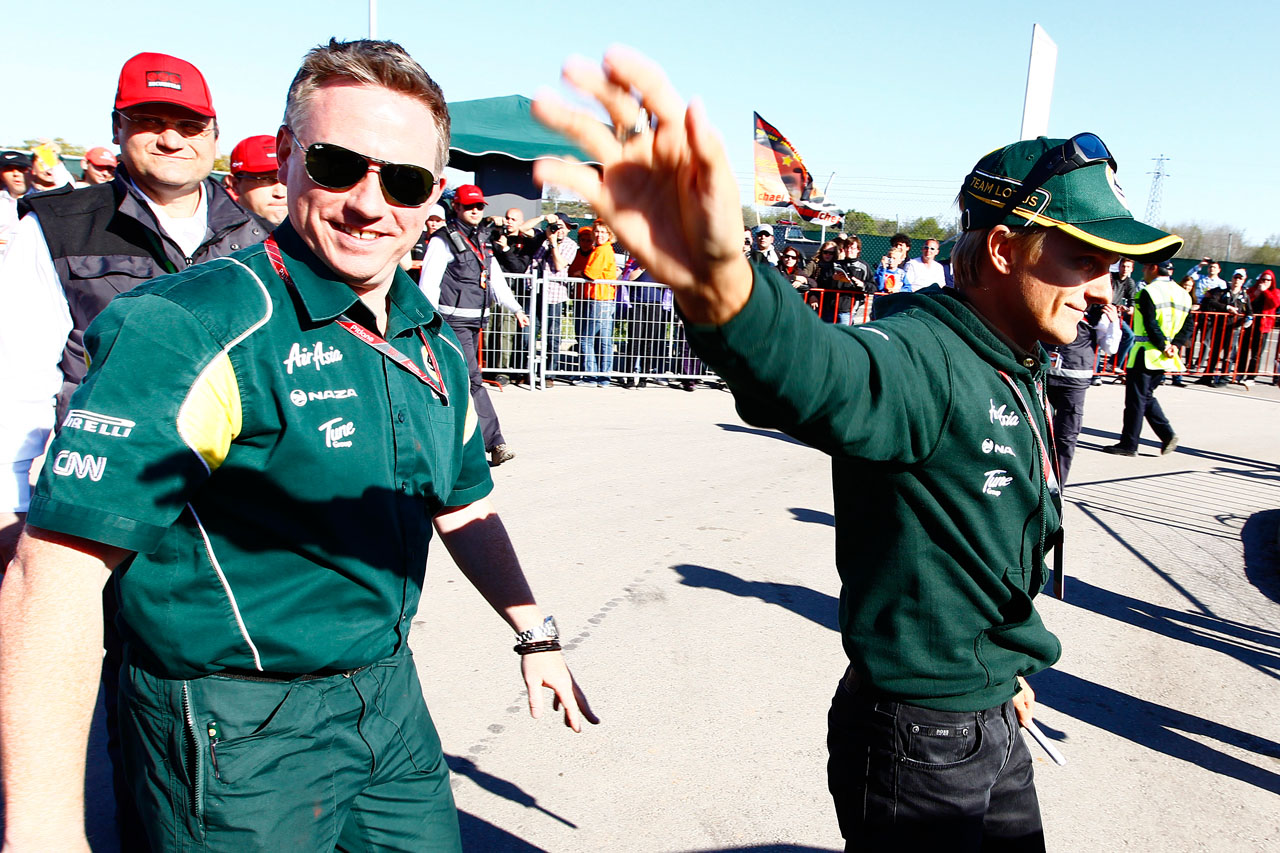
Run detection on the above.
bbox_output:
[1127,278,1191,371]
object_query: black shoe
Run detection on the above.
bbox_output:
[1102,444,1138,457]
[681,380,696,392]
[638,378,648,388]
[1195,376,1215,386]
[1171,377,1186,387]
[1160,435,1179,456]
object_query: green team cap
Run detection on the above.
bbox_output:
[960,135,1183,263]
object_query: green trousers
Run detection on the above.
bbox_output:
[119,647,461,852]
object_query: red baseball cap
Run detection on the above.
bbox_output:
[84,147,118,168]
[115,52,215,118]
[454,184,485,205]
[229,135,278,176]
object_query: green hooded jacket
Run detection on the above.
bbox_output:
[685,263,1063,711]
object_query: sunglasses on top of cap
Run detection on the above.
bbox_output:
[286,128,436,208]
[969,132,1116,231]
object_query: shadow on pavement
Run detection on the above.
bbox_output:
[1063,577,1280,678]
[788,508,834,527]
[1241,509,1280,605]
[447,755,576,829]
[716,423,807,447]
[681,846,839,852]
[457,810,549,852]
[1079,426,1280,469]
[1031,668,1280,796]
[673,564,838,632]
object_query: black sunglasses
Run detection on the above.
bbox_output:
[287,129,435,207]
[968,132,1116,231]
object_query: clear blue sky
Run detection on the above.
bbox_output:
[6,0,1278,245]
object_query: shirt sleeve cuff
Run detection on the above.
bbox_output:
[26,495,166,554]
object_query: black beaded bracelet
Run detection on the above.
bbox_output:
[514,640,562,655]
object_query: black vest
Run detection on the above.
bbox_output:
[434,221,494,323]
[1046,322,1098,387]
[21,170,265,420]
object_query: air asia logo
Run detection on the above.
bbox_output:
[989,400,1020,427]
[981,438,1016,457]
[62,409,135,438]
[52,451,107,481]
[145,70,183,91]
[982,469,1014,496]
[290,388,358,407]
[318,417,355,448]
[283,342,343,374]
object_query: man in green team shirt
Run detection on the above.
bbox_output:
[534,50,1181,850]
[0,39,595,852]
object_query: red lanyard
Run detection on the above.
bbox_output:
[264,237,449,405]
[454,226,489,289]
[997,370,1059,496]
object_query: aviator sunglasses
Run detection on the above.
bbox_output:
[287,129,436,207]
[967,132,1116,231]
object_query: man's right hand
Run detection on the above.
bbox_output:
[532,48,751,325]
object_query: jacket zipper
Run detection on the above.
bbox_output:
[181,682,205,823]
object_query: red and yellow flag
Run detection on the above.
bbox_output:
[753,113,841,225]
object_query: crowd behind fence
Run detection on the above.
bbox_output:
[475,277,1279,388]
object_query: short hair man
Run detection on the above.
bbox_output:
[0,38,594,852]
[901,238,946,291]
[419,184,529,464]
[490,206,552,382]
[0,52,266,569]
[76,146,118,186]
[1103,259,1191,454]
[537,64,1181,848]
[1188,258,1225,304]
[0,150,30,248]
[222,134,287,227]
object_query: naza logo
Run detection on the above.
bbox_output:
[52,451,108,482]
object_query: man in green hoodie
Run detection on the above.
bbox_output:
[534,50,1182,850]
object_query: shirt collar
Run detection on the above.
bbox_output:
[271,219,440,333]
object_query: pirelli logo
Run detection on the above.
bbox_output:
[62,409,135,439]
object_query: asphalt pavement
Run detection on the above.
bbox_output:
[22,373,1280,852]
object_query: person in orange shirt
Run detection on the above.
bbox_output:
[580,221,619,385]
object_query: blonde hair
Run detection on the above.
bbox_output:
[284,39,450,174]
[950,227,1048,289]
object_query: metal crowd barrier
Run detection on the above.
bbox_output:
[476,273,720,389]
[474,278,1280,390]
[1095,309,1279,385]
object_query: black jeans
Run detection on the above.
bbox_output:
[827,680,1045,851]
[1047,380,1088,486]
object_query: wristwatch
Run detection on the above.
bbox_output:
[514,616,559,644]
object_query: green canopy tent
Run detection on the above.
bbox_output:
[447,94,601,218]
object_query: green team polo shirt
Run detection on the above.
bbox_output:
[28,221,493,679]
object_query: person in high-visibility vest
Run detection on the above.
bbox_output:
[1103,258,1193,456]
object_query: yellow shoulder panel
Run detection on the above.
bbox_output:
[177,352,242,472]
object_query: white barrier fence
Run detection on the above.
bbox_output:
[478,273,719,389]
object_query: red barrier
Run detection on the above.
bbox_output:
[1097,309,1277,384]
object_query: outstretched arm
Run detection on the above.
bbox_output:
[434,497,597,731]
[532,48,752,325]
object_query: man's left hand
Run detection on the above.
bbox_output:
[515,310,530,328]
[1012,675,1035,728]
[520,651,599,732]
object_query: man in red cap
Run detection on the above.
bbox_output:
[419,184,528,465]
[223,134,287,227]
[0,50,266,851]
[76,147,118,187]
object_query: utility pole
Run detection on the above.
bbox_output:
[1145,155,1169,224]
[369,0,377,38]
